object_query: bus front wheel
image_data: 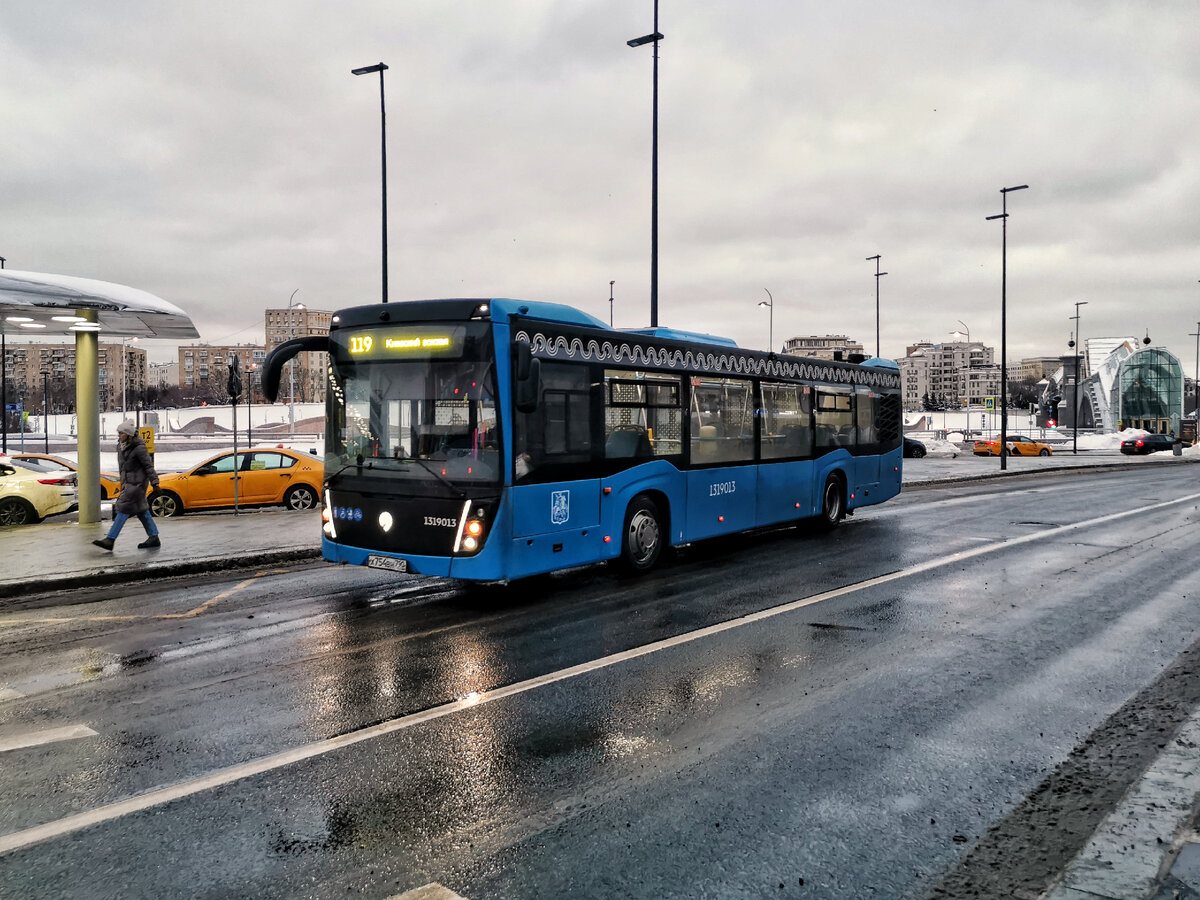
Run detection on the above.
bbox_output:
[818,475,844,531]
[620,495,663,572]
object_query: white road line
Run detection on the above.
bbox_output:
[387,883,469,900]
[2,490,1198,857]
[0,688,23,702]
[0,724,98,753]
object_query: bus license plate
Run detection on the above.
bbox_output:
[367,555,408,573]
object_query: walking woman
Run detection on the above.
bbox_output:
[92,421,162,551]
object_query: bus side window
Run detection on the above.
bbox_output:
[815,388,854,451]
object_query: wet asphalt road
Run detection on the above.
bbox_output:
[2,467,1200,898]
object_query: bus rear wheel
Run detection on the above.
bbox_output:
[818,474,844,531]
[621,495,663,572]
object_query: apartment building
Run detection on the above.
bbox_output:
[896,341,999,408]
[264,306,332,403]
[781,335,865,361]
[2,341,147,413]
[177,344,267,401]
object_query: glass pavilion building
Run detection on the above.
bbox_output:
[1114,347,1183,434]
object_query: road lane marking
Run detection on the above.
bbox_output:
[388,884,469,900]
[0,724,98,753]
[2,490,1198,855]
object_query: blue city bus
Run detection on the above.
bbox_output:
[262,298,903,582]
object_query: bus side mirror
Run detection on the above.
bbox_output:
[515,338,541,413]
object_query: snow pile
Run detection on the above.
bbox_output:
[921,438,961,458]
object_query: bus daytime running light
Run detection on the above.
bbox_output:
[323,490,337,539]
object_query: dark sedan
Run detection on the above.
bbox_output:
[1120,433,1182,455]
[903,437,927,458]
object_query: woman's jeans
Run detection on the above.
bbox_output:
[107,510,158,540]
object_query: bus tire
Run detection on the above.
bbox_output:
[620,494,663,573]
[818,474,844,531]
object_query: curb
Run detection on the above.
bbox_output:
[0,547,322,604]
[902,456,1197,490]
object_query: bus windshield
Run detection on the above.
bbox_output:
[326,323,501,486]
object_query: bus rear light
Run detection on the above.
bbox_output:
[466,520,483,537]
[603,487,611,495]
[604,535,611,543]
[718,515,725,523]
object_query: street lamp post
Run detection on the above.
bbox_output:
[758,289,774,353]
[1069,300,1088,454]
[627,3,664,327]
[351,62,389,304]
[866,256,887,358]
[1189,318,1200,425]
[609,280,615,327]
[955,320,970,342]
[41,370,49,453]
[247,363,257,447]
[287,289,304,433]
[986,183,1029,471]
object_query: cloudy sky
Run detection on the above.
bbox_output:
[3,0,1198,369]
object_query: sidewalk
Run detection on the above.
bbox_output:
[0,507,321,601]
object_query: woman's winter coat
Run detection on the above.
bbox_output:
[114,435,159,515]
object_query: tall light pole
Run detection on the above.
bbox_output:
[866,255,886,358]
[41,370,49,453]
[609,280,615,327]
[986,183,1029,471]
[287,289,303,433]
[352,62,389,303]
[758,289,774,353]
[955,319,970,342]
[1069,300,1087,454]
[1189,316,1199,427]
[628,4,663,327]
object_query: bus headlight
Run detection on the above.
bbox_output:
[453,500,487,554]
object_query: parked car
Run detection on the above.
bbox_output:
[1120,433,1184,455]
[973,435,1053,457]
[11,453,121,500]
[902,437,927,458]
[149,447,323,517]
[0,455,78,526]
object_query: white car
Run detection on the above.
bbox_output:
[0,455,78,526]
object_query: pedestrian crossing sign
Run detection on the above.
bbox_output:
[984,397,995,410]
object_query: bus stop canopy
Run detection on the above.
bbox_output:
[0,269,199,339]
[0,269,199,525]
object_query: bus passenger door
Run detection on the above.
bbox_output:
[854,386,880,496]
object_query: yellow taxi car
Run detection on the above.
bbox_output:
[0,455,79,525]
[11,453,122,500]
[973,435,1053,457]
[149,447,323,517]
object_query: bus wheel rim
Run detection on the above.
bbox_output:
[628,510,659,564]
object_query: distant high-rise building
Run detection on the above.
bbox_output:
[896,341,998,409]
[264,306,332,404]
